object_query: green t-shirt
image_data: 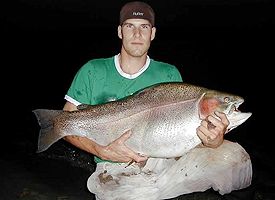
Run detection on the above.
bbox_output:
[66,55,183,163]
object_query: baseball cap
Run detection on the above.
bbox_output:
[119,1,155,26]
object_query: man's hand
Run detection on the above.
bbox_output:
[99,130,148,163]
[196,111,229,148]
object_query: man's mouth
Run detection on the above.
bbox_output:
[131,42,143,45]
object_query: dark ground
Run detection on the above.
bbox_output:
[1,0,275,199]
[1,136,274,200]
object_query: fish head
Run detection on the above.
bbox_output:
[198,89,252,132]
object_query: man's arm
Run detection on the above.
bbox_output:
[63,101,147,163]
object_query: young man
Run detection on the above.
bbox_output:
[62,1,251,199]
[63,1,228,164]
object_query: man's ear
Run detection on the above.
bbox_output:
[118,25,122,39]
[150,27,156,41]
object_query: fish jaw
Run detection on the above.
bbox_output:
[223,97,252,132]
[227,111,252,132]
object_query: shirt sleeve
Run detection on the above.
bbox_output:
[65,62,94,105]
[168,65,183,82]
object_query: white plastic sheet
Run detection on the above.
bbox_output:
[87,140,252,200]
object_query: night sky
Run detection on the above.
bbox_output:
[2,0,274,154]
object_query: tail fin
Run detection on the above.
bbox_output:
[32,109,63,153]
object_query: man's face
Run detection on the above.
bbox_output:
[118,18,156,57]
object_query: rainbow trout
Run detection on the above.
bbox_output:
[33,82,252,158]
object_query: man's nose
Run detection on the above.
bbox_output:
[133,27,141,37]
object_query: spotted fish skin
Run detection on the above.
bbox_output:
[33,82,252,158]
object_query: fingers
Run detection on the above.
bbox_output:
[214,111,229,128]
[206,112,228,134]
[130,152,148,163]
[105,130,148,163]
[197,124,214,142]
[115,130,132,144]
[117,130,148,161]
[196,127,208,142]
[197,111,228,148]
[197,126,223,148]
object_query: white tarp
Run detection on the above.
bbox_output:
[87,140,252,200]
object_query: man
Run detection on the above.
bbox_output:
[63,0,228,165]
[62,1,250,199]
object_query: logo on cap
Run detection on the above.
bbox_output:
[132,12,144,16]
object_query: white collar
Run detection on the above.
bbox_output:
[114,54,150,79]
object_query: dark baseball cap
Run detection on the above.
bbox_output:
[120,1,155,26]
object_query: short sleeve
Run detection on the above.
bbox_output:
[66,62,94,105]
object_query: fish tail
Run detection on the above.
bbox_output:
[32,109,63,153]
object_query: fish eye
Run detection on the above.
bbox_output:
[224,97,230,103]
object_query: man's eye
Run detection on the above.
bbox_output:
[123,24,131,28]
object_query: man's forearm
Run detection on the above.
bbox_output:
[63,135,105,158]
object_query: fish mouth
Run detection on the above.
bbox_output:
[227,110,252,132]
[225,97,252,131]
[224,98,244,115]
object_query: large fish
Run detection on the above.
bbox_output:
[33,82,252,158]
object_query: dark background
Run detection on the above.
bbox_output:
[1,0,274,199]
